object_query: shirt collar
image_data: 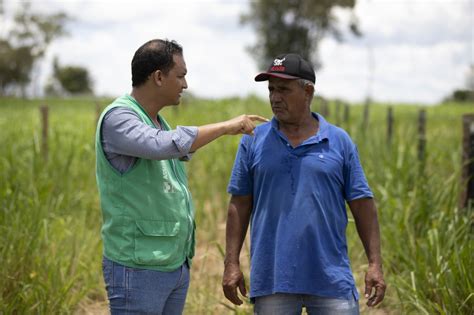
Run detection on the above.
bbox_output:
[314,113,329,142]
[271,112,330,144]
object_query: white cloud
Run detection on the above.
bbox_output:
[319,38,469,104]
[354,0,471,44]
[3,0,473,104]
[26,0,261,98]
[323,0,473,103]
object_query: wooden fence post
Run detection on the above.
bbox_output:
[344,103,350,124]
[362,100,370,130]
[387,107,394,144]
[418,109,426,162]
[459,113,474,209]
[40,105,49,160]
[335,101,341,126]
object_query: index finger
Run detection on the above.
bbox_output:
[247,115,270,122]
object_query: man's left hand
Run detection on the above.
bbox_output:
[364,263,386,307]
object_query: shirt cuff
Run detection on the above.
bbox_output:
[172,125,198,159]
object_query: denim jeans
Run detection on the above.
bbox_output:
[102,256,190,315]
[254,293,359,315]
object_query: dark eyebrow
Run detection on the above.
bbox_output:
[269,84,287,90]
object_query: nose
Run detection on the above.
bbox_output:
[270,91,281,103]
[183,78,188,90]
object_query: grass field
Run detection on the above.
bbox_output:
[0,96,472,314]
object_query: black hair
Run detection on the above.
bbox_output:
[131,39,183,87]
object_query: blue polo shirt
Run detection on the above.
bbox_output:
[227,113,373,301]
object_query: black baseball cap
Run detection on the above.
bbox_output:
[254,53,315,83]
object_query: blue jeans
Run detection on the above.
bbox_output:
[102,256,190,315]
[254,293,359,315]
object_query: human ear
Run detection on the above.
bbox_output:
[152,70,163,87]
[305,83,315,98]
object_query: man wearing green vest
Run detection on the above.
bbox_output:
[95,39,267,314]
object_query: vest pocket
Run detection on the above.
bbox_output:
[133,220,181,266]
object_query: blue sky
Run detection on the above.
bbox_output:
[3,0,473,104]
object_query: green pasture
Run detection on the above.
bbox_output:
[0,96,472,314]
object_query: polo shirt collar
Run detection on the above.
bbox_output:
[314,113,330,142]
[271,112,330,145]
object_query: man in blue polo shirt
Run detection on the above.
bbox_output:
[222,53,386,314]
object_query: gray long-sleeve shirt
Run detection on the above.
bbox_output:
[101,107,198,173]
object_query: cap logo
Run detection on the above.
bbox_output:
[270,66,285,72]
[273,57,286,66]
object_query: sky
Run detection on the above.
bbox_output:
[2,0,473,104]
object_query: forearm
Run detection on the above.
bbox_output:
[222,195,251,305]
[224,195,252,266]
[190,122,229,152]
[190,114,269,152]
[349,198,383,266]
[350,198,387,306]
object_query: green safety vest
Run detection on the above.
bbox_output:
[95,94,195,271]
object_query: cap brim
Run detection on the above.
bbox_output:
[254,72,300,82]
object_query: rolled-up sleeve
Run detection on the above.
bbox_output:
[102,107,198,161]
[172,126,198,160]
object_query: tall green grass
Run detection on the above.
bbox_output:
[0,97,472,314]
[0,98,103,313]
[344,103,473,314]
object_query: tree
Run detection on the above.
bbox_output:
[241,0,361,70]
[0,1,69,96]
[450,89,474,102]
[54,66,93,95]
[45,57,93,96]
[443,65,474,103]
[0,40,34,93]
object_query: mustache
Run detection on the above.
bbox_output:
[271,104,285,109]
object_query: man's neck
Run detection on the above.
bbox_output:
[279,113,318,135]
[278,113,319,147]
[130,87,164,124]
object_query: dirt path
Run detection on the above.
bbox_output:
[74,300,109,315]
[76,300,392,315]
